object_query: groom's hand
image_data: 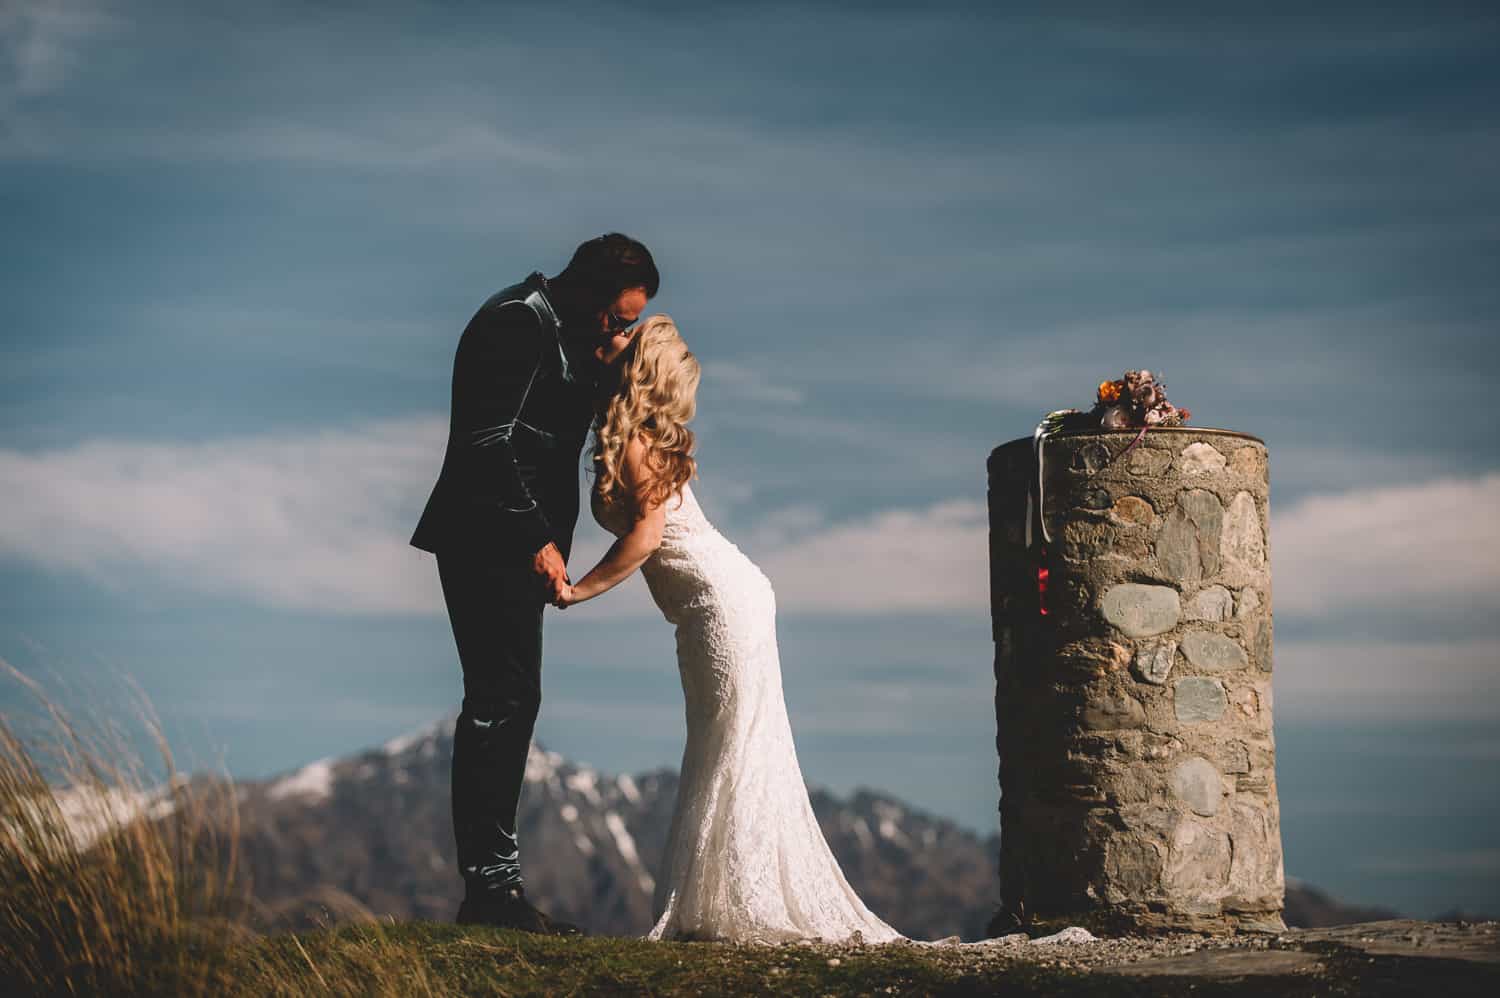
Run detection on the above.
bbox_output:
[533,542,570,602]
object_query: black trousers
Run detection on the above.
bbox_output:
[436,550,545,895]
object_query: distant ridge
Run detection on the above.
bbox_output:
[227,721,1397,937]
[236,720,996,938]
[1283,878,1402,927]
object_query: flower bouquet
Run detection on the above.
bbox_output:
[1094,370,1190,429]
[1036,369,1191,437]
[1027,370,1191,548]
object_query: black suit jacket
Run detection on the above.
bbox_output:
[410,273,598,563]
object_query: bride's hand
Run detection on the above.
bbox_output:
[552,583,578,609]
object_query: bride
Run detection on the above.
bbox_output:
[554,315,903,944]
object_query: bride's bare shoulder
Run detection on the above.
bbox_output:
[622,432,652,478]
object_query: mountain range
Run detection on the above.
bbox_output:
[227,719,1398,939]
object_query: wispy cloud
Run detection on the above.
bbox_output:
[758,500,988,616]
[80,114,571,172]
[3,420,1498,625]
[0,0,114,97]
[0,0,117,152]
[753,472,1500,620]
[0,416,447,615]
[1274,638,1500,719]
[701,360,804,406]
[1270,473,1500,616]
[793,299,1495,414]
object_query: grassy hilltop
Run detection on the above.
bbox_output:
[13,916,1493,997]
[245,921,1500,997]
[3,681,1497,996]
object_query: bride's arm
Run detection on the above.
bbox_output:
[558,436,665,607]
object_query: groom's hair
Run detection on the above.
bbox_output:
[558,233,660,309]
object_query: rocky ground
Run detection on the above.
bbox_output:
[791,918,1499,986]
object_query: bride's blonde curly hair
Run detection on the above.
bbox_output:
[593,314,700,513]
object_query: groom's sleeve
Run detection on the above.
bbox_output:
[452,301,555,558]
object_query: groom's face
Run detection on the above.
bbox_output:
[594,286,649,367]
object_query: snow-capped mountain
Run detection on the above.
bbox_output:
[233,719,1001,939]
[44,718,1400,936]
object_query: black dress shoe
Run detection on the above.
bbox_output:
[543,913,586,937]
[456,886,585,936]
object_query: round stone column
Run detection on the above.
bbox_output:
[987,428,1284,934]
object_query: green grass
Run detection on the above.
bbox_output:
[213,921,1498,998]
[231,921,1084,997]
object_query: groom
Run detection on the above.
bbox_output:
[411,234,659,934]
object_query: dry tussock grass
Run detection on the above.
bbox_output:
[0,660,248,994]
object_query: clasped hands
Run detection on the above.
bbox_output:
[534,542,581,609]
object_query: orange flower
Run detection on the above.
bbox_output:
[1097,379,1122,403]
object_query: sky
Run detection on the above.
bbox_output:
[2,1,1498,919]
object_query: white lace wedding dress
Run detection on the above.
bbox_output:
[592,483,903,945]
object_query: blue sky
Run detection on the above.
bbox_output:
[2,1,1498,918]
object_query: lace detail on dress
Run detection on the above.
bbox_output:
[590,484,902,945]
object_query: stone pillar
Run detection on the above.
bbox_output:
[988,428,1284,934]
